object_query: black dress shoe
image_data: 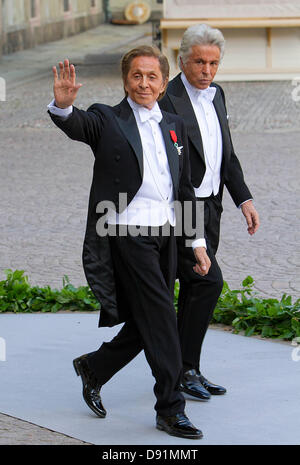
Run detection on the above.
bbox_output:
[156,412,203,439]
[73,354,106,418]
[198,373,227,395]
[180,369,211,400]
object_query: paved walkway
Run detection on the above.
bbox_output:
[1,314,300,446]
[0,22,299,445]
[1,22,151,89]
[0,412,90,445]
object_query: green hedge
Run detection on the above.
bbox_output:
[0,269,99,314]
[212,276,300,340]
[1,269,299,341]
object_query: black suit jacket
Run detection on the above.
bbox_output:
[159,74,252,207]
[49,98,202,327]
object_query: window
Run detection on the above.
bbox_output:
[91,0,96,6]
[30,0,36,18]
[63,0,70,12]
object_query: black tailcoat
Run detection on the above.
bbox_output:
[159,74,252,206]
[159,74,254,371]
[49,98,202,328]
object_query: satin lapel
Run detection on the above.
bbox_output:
[114,99,143,178]
[213,89,231,162]
[159,118,179,192]
[168,78,205,163]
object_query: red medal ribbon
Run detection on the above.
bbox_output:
[169,130,177,144]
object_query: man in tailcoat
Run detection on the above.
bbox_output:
[160,24,260,400]
[48,45,211,439]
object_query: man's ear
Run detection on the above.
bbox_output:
[162,77,168,92]
[158,78,169,100]
[123,78,128,94]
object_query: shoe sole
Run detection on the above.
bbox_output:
[73,359,106,419]
[181,387,211,401]
[206,389,227,395]
[156,424,203,440]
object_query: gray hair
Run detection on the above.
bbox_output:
[178,23,225,69]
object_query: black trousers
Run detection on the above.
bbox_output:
[88,226,185,417]
[177,194,224,372]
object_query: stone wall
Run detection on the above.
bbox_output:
[1,0,104,55]
[163,0,300,19]
[0,0,163,56]
[0,4,2,58]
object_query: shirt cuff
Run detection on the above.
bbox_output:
[191,238,207,249]
[47,99,73,118]
[238,198,253,209]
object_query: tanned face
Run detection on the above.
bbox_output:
[124,56,167,109]
[181,44,220,89]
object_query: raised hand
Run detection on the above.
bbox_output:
[52,59,82,109]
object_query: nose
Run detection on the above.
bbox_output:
[139,75,149,88]
[202,63,211,75]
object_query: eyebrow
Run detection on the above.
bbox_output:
[192,58,219,63]
[131,68,159,74]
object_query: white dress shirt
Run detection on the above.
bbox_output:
[47,98,206,248]
[181,73,222,198]
[180,74,252,208]
[47,99,72,118]
[107,97,175,227]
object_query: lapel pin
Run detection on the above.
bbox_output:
[169,130,183,156]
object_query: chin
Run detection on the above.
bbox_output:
[136,98,156,108]
[198,82,211,89]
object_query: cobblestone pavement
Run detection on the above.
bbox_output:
[0,413,90,445]
[0,23,299,444]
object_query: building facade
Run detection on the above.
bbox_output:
[0,0,104,56]
[161,0,300,80]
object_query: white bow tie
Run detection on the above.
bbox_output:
[138,106,162,123]
[197,87,216,102]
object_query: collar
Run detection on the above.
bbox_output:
[127,97,163,123]
[181,73,216,102]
